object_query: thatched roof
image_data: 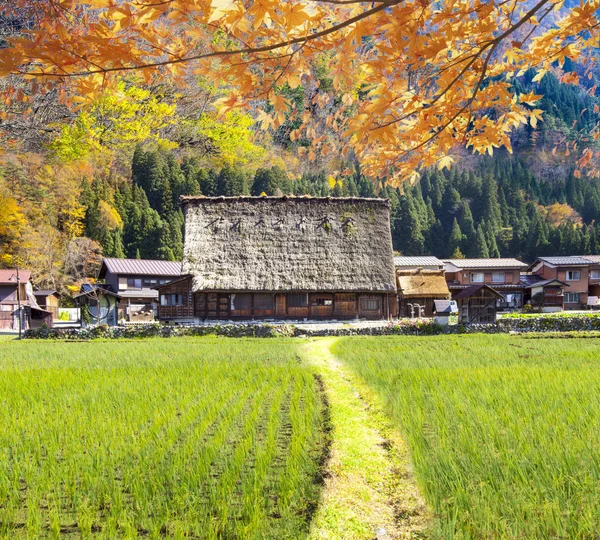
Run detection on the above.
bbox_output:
[181,196,396,293]
[396,269,450,298]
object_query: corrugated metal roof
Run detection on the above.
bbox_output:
[102,258,182,276]
[445,258,528,269]
[0,269,31,284]
[538,256,593,266]
[577,255,600,264]
[394,256,443,267]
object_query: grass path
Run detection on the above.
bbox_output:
[301,338,430,539]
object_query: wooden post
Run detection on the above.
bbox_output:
[16,267,22,339]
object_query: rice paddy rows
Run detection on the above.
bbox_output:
[332,334,600,538]
[0,338,328,538]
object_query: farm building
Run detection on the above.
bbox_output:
[454,284,503,324]
[0,269,53,330]
[157,196,397,322]
[73,284,120,326]
[34,290,60,321]
[396,269,450,317]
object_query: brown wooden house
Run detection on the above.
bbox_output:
[157,196,397,323]
[0,269,53,330]
[454,284,503,324]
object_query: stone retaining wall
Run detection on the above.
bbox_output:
[23,314,600,340]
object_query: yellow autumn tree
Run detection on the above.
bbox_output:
[1,0,600,179]
[0,185,26,266]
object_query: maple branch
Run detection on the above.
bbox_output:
[23,0,401,78]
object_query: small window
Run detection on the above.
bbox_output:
[231,293,251,311]
[160,294,182,306]
[492,272,505,283]
[288,294,309,308]
[127,278,142,289]
[254,294,274,310]
[566,271,581,281]
[360,297,381,311]
[591,270,600,279]
[470,272,484,283]
[315,297,333,306]
[142,278,158,287]
[565,292,580,304]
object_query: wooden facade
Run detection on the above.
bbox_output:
[454,284,503,324]
[157,277,395,322]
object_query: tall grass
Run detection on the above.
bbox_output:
[0,337,327,538]
[333,334,600,538]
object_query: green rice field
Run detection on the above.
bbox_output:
[0,338,327,538]
[3,333,600,538]
[334,334,600,538]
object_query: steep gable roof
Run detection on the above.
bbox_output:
[0,269,31,285]
[181,196,396,293]
[396,269,450,298]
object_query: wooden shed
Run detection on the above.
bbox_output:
[454,284,503,324]
[157,196,398,323]
[397,269,450,317]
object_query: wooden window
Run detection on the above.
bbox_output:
[315,298,332,306]
[160,294,183,306]
[254,294,274,310]
[566,271,581,281]
[287,293,309,308]
[360,297,381,311]
[231,294,251,311]
[470,272,484,283]
[590,270,600,279]
[127,278,142,289]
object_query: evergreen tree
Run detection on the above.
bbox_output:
[475,225,490,258]
[448,218,463,258]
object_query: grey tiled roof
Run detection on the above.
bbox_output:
[538,256,593,266]
[102,258,182,276]
[394,256,443,267]
[445,258,528,269]
[576,255,600,264]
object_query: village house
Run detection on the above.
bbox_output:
[443,258,528,310]
[156,196,397,323]
[0,269,53,331]
[98,258,182,321]
[528,256,600,309]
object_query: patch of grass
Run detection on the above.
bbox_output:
[0,337,328,538]
[333,334,600,538]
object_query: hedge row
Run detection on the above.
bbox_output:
[22,315,600,340]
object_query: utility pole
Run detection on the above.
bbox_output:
[15,266,22,340]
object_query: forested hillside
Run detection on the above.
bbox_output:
[2,70,600,292]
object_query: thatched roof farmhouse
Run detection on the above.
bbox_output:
[157,196,397,322]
